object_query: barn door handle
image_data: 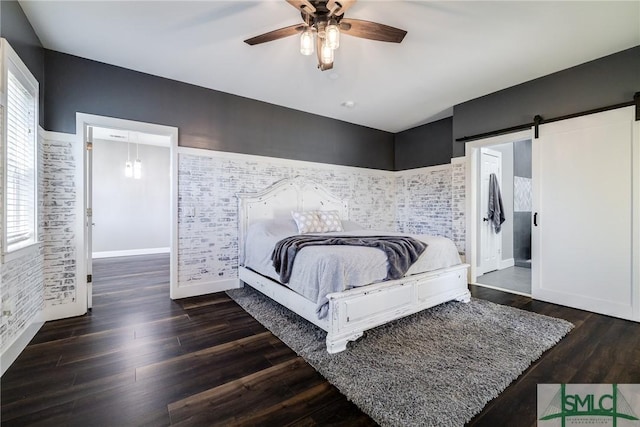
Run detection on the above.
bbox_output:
[533,212,538,226]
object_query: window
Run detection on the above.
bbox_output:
[1,39,39,256]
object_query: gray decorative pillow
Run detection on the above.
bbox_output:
[317,210,343,232]
[291,211,324,234]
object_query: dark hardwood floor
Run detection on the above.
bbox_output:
[2,254,639,426]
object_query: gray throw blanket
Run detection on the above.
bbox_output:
[272,235,427,284]
[488,173,505,233]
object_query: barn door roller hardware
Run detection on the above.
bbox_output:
[533,115,543,139]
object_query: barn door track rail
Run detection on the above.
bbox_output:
[456,92,640,143]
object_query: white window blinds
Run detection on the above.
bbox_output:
[6,68,36,249]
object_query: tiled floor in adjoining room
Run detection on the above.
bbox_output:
[476,266,531,294]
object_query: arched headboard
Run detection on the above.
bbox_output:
[236,177,349,265]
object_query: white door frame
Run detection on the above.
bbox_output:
[86,125,94,309]
[478,147,503,276]
[76,113,179,310]
[465,129,533,285]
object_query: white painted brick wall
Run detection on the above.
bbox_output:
[177,153,396,286]
[2,134,467,339]
[0,250,44,351]
[177,151,467,289]
[395,167,453,237]
[395,163,466,255]
[451,161,466,254]
[41,139,78,306]
[0,135,45,353]
[2,135,79,352]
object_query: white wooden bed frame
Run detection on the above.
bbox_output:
[236,177,470,353]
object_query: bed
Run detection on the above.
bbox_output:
[236,177,470,353]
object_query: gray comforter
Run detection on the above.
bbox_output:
[244,220,462,319]
[272,235,427,284]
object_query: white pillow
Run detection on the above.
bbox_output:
[291,211,324,234]
[317,210,343,232]
[248,218,299,237]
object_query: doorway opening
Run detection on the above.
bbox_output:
[78,113,178,313]
[466,129,533,296]
[90,127,171,307]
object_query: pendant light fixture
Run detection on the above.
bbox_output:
[124,133,133,178]
[133,134,142,180]
[124,131,142,179]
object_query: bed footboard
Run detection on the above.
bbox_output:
[325,264,470,353]
[240,264,469,353]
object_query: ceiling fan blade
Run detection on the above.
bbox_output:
[327,0,356,16]
[244,24,305,45]
[286,0,316,16]
[340,18,407,43]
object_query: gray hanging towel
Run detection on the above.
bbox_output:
[488,173,505,233]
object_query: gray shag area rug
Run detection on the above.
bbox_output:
[227,287,573,427]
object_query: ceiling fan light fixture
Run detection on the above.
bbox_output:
[244,0,407,71]
[316,20,327,39]
[320,40,334,65]
[300,28,314,56]
[325,20,340,50]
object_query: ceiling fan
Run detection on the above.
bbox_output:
[244,0,407,71]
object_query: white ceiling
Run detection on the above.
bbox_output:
[19,1,640,133]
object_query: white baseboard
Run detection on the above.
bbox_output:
[170,278,240,299]
[1,313,44,376]
[498,258,515,270]
[92,247,170,259]
[42,298,87,321]
[532,288,636,322]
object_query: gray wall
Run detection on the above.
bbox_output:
[44,50,395,170]
[394,117,453,170]
[0,0,45,125]
[92,140,170,254]
[453,46,640,157]
[3,0,637,171]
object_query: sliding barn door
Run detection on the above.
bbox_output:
[532,106,638,321]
